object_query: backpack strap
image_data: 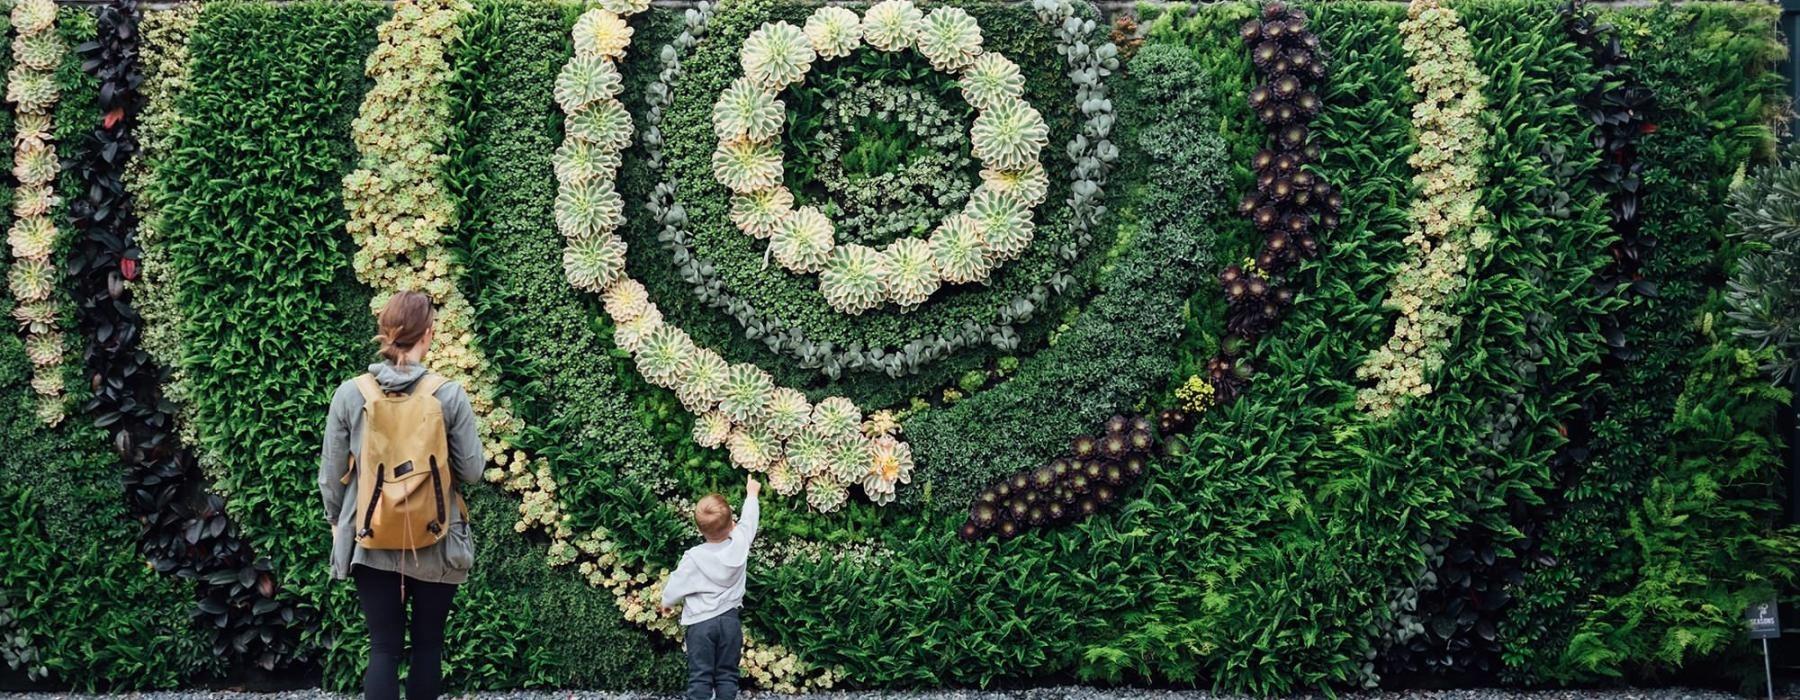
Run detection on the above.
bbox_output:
[353,373,385,405]
[414,373,449,398]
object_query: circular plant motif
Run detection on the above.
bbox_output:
[710,0,1051,314]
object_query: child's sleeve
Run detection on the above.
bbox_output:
[660,552,694,608]
[722,495,760,566]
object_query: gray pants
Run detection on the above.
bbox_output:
[685,607,743,700]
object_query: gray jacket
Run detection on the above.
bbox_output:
[319,361,483,584]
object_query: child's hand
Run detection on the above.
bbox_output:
[746,476,762,498]
[658,605,674,617]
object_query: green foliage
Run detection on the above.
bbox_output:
[1727,144,1800,384]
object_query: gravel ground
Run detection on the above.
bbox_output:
[0,688,1761,700]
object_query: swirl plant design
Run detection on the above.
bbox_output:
[5,0,64,425]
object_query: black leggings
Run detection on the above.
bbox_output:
[351,565,458,700]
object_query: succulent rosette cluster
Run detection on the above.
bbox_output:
[5,0,65,425]
[710,0,1049,314]
[1202,1,1340,407]
[555,4,912,511]
[1354,0,1491,418]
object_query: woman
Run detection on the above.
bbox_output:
[319,291,481,700]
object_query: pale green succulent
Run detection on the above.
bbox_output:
[785,428,833,477]
[30,369,62,397]
[863,435,913,505]
[826,438,872,484]
[5,69,56,116]
[554,179,625,239]
[739,21,815,91]
[768,460,803,497]
[634,324,696,387]
[929,213,992,285]
[692,411,733,449]
[14,144,57,186]
[712,77,785,143]
[553,139,620,185]
[12,185,53,219]
[675,348,730,413]
[13,112,51,146]
[555,55,624,114]
[572,9,634,60]
[862,0,923,52]
[819,243,890,315]
[597,0,652,17]
[8,257,55,302]
[11,0,55,35]
[770,206,835,273]
[971,98,1048,171]
[12,33,62,72]
[804,6,863,59]
[567,98,634,152]
[602,278,651,322]
[712,139,784,194]
[563,234,628,292]
[916,7,982,71]
[611,305,663,353]
[980,161,1050,207]
[718,362,776,424]
[805,475,849,513]
[959,53,1025,111]
[10,300,56,335]
[882,237,940,308]
[964,187,1034,262]
[34,397,65,426]
[730,187,794,240]
[24,331,61,367]
[810,396,863,441]
[7,216,57,259]
[764,387,812,438]
[727,424,781,473]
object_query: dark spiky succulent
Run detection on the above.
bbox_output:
[972,502,999,527]
[959,521,981,540]
[1006,499,1029,521]
[1101,432,1129,459]
[1105,414,1129,434]
[1071,434,1097,459]
[997,521,1020,539]
[1009,472,1030,493]
[1031,466,1056,491]
[1046,501,1068,522]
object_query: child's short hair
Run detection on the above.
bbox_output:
[695,494,733,541]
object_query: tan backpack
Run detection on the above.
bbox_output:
[347,372,463,551]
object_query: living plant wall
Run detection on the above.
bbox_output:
[0,0,1794,693]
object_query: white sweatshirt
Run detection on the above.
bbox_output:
[660,496,760,626]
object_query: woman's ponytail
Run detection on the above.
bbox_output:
[373,291,434,367]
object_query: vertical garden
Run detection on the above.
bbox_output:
[0,0,1793,693]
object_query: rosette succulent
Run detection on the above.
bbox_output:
[785,428,834,477]
[11,186,52,219]
[740,22,815,91]
[11,0,52,35]
[964,187,1034,262]
[572,10,634,60]
[971,98,1049,170]
[11,301,55,334]
[12,33,61,72]
[810,396,863,440]
[6,70,57,115]
[8,257,55,302]
[24,332,61,367]
[804,6,863,59]
[861,0,924,52]
[597,0,651,16]
[882,238,940,308]
[713,77,785,143]
[12,143,55,186]
[980,161,1049,207]
[764,388,813,438]
[916,7,983,71]
[612,306,664,353]
[819,244,890,315]
[730,188,794,239]
[553,139,620,185]
[864,435,914,506]
[712,139,784,193]
[929,213,992,285]
[563,234,628,292]
[727,425,781,473]
[555,55,624,113]
[12,113,50,147]
[805,476,849,513]
[768,461,803,497]
[718,363,776,424]
[555,179,625,239]
[693,412,733,449]
[604,278,651,322]
[675,349,731,412]
[7,216,56,259]
[827,438,872,484]
[567,98,635,152]
[634,324,696,387]
[959,53,1025,111]
[770,206,836,273]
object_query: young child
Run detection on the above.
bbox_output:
[660,476,761,700]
